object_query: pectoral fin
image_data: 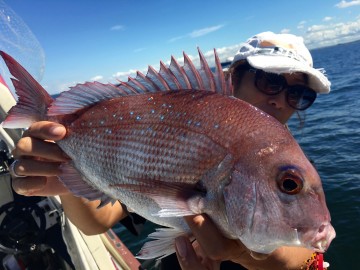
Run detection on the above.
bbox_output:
[59,163,116,207]
[111,178,206,217]
[113,154,234,217]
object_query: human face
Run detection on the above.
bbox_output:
[234,70,309,124]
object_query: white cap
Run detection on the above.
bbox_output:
[231,31,330,93]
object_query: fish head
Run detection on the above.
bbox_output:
[223,132,335,254]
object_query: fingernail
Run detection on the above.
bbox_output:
[175,237,187,258]
[17,185,39,196]
[50,125,65,136]
[22,189,38,196]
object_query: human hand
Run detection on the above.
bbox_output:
[184,215,249,264]
[176,214,273,270]
[179,215,315,270]
[175,236,221,270]
[10,121,71,196]
[175,214,249,270]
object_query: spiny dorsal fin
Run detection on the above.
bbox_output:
[183,51,205,89]
[198,48,216,92]
[146,65,170,91]
[125,75,148,93]
[135,47,232,94]
[214,48,226,94]
[159,60,181,89]
[48,48,232,116]
[130,70,160,93]
[168,55,191,89]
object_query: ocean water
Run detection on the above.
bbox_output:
[288,40,360,270]
[114,40,360,270]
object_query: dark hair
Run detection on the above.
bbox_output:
[294,73,309,128]
[225,60,251,97]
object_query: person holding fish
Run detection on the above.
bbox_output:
[4,31,334,270]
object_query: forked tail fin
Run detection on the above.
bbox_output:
[0,51,53,128]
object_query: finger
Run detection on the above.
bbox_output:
[12,176,47,195]
[14,137,69,161]
[12,176,70,196]
[175,236,206,270]
[184,215,247,261]
[23,121,67,141]
[11,159,63,177]
[31,176,70,196]
[192,241,221,270]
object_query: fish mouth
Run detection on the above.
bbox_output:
[308,223,336,253]
[313,239,329,253]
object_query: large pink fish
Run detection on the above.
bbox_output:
[1,49,335,259]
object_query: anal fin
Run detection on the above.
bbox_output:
[136,228,192,260]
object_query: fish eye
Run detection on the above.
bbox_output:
[277,170,304,195]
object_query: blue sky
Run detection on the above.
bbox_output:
[1,0,360,94]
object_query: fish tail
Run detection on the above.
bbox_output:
[0,51,53,128]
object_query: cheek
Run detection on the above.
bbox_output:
[235,81,266,105]
[280,109,296,123]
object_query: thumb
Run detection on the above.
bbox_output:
[175,236,203,270]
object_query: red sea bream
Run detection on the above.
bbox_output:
[0,49,335,259]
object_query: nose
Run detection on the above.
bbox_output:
[267,91,287,109]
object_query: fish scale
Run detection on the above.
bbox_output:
[0,48,335,259]
[61,95,229,186]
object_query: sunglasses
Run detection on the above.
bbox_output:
[249,69,317,110]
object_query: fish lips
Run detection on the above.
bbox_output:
[299,222,336,253]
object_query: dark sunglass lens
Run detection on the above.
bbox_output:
[255,71,286,95]
[287,86,317,110]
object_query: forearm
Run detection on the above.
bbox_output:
[60,194,126,235]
